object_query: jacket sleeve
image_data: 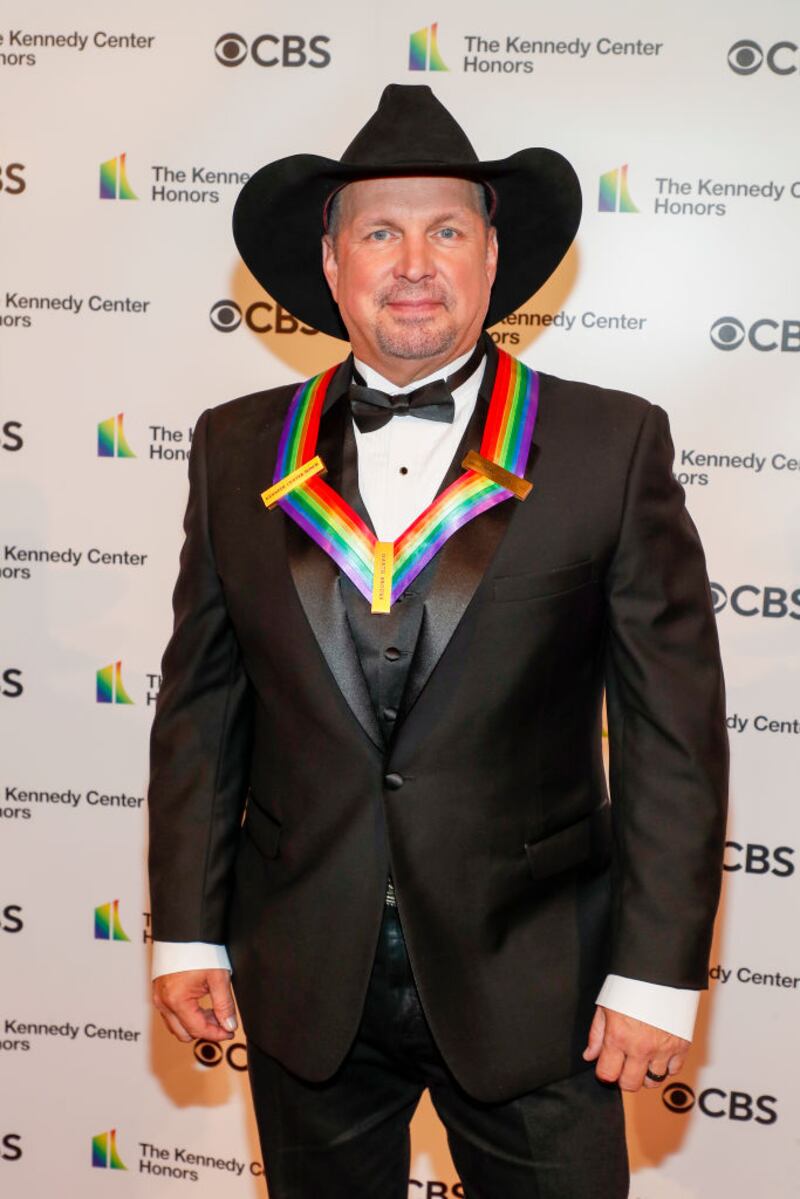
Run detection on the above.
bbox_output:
[148,408,253,943]
[604,402,729,990]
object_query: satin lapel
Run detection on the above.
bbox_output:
[399,338,541,720]
[283,358,383,750]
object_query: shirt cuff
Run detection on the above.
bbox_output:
[596,974,700,1041]
[151,941,232,981]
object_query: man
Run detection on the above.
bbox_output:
[149,85,728,1198]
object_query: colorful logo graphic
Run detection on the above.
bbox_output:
[92,1128,127,1169]
[99,153,137,201]
[97,413,136,458]
[94,900,130,942]
[409,23,448,71]
[598,165,639,213]
[96,661,134,705]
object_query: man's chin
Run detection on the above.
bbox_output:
[374,315,456,361]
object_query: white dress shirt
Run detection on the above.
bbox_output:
[152,345,700,1042]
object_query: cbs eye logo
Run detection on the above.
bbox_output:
[710,317,744,351]
[727,39,798,75]
[663,1082,695,1113]
[709,583,727,613]
[193,1038,247,1071]
[210,300,242,332]
[728,40,764,74]
[215,33,248,66]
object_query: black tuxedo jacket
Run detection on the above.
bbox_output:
[148,342,728,1102]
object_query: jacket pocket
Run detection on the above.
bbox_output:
[243,801,282,861]
[492,559,594,603]
[524,802,612,881]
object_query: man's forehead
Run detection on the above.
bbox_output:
[338,175,478,214]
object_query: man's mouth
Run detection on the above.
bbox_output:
[384,297,444,316]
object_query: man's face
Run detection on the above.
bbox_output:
[321,175,498,383]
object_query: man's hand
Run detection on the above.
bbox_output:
[153,969,237,1044]
[583,1005,689,1092]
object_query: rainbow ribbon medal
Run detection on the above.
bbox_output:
[261,350,539,613]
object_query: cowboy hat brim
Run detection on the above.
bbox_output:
[232,147,581,341]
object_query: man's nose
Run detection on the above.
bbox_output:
[393,233,435,282]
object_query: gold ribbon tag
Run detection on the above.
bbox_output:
[261,455,326,509]
[461,450,532,500]
[371,541,394,614]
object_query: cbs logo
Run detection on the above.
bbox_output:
[1,421,23,451]
[0,669,23,698]
[662,1082,777,1124]
[1,1134,22,1162]
[724,842,795,877]
[214,33,331,69]
[728,39,799,75]
[0,164,25,195]
[0,905,23,933]
[210,299,318,337]
[711,583,800,619]
[194,1038,247,1071]
[710,317,800,352]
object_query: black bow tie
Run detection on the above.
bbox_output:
[348,341,485,435]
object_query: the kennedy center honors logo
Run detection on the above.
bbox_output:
[100,153,137,201]
[409,23,448,71]
[598,164,639,213]
[92,1128,127,1169]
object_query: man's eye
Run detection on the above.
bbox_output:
[437,227,459,239]
[369,229,391,241]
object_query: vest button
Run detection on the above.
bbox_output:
[384,772,404,790]
[382,707,398,723]
[384,646,401,662]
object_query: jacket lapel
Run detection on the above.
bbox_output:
[398,337,540,720]
[283,358,384,750]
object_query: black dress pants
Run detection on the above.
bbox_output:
[247,904,629,1199]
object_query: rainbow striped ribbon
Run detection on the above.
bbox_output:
[268,349,539,609]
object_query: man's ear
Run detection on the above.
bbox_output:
[321,235,338,302]
[485,225,499,288]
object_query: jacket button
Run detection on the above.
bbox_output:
[384,646,401,662]
[382,707,398,723]
[384,772,404,790]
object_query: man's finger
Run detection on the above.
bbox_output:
[595,1044,625,1084]
[158,1008,193,1044]
[643,1058,670,1089]
[618,1054,648,1093]
[582,1006,606,1061]
[168,998,232,1041]
[208,972,238,1033]
[667,1053,685,1076]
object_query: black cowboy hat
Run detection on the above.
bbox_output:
[233,83,581,341]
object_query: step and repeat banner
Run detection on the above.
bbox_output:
[1,1,797,1195]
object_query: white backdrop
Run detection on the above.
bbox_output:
[2,1,798,1195]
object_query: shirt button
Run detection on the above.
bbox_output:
[384,772,404,790]
[399,466,409,476]
[382,707,398,723]
[384,646,401,662]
